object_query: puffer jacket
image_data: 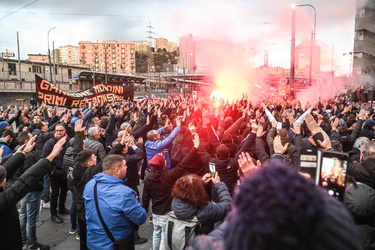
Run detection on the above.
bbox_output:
[171,182,232,234]
[83,172,146,250]
[62,147,74,190]
[83,138,107,162]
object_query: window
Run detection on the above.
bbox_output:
[68,69,72,79]
[353,52,363,59]
[8,63,16,75]
[355,30,364,40]
[358,9,365,18]
[32,65,41,73]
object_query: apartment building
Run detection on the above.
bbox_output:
[78,40,136,74]
[353,0,375,84]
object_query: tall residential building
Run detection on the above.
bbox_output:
[58,45,80,64]
[78,40,136,74]
[167,41,178,52]
[179,34,233,73]
[353,0,375,85]
[155,37,168,51]
[134,41,150,54]
[295,40,321,78]
[179,34,196,73]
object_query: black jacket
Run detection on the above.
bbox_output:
[348,159,375,189]
[40,136,69,178]
[0,154,53,250]
[142,147,199,215]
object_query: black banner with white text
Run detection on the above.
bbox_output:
[35,75,134,108]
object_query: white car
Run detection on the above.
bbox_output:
[134,96,146,101]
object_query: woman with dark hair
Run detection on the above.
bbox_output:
[171,173,232,235]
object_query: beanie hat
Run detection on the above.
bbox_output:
[149,153,165,170]
[0,166,7,183]
[364,119,375,127]
[224,163,362,250]
[0,121,9,130]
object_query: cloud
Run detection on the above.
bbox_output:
[0,0,356,77]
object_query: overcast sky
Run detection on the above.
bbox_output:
[0,0,357,75]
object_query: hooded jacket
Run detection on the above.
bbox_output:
[142,147,199,215]
[171,182,232,235]
[83,172,146,250]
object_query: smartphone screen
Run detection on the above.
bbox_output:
[299,148,320,185]
[209,162,216,178]
[319,152,348,201]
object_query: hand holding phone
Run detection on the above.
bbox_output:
[209,162,216,178]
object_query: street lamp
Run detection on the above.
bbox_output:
[321,41,334,72]
[47,27,56,83]
[343,52,353,77]
[298,4,316,86]
[290,6,296,96]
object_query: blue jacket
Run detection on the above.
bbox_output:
[83,172,146,250]
[145,126,180,169]
[0,138,12,158]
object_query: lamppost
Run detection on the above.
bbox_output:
[343,52,353,77]
[291,4,316,89]
[321,41,334,72]
[47,27,56,83]
[290,6,296,96]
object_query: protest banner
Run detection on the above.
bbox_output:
[35,75,134,108]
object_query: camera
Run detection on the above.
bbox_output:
[209,162,216,178]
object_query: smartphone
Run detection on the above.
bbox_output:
[209,162,216,178]
[318,151,349,202]
[299,147,321,185]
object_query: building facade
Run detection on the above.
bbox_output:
[1,55,86,83]
[167,41,178,52]
[78,40,136,75]
[135,41,150,54]
[353,0,375,87]
[295,40,321,78]
[57,45,80,64]
[155,37,168,51]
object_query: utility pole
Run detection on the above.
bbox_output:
[47,27,56,83]
[146,22,155,91]
[17,31,22,89]
[290,7,296,97]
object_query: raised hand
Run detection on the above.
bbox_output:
[305,113,320,135]
[237,151,259,177]
[74,119,85,132]
[273,135,289,154]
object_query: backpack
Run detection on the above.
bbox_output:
[164,211,200,250]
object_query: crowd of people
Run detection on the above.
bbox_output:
[0,93,374,250]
